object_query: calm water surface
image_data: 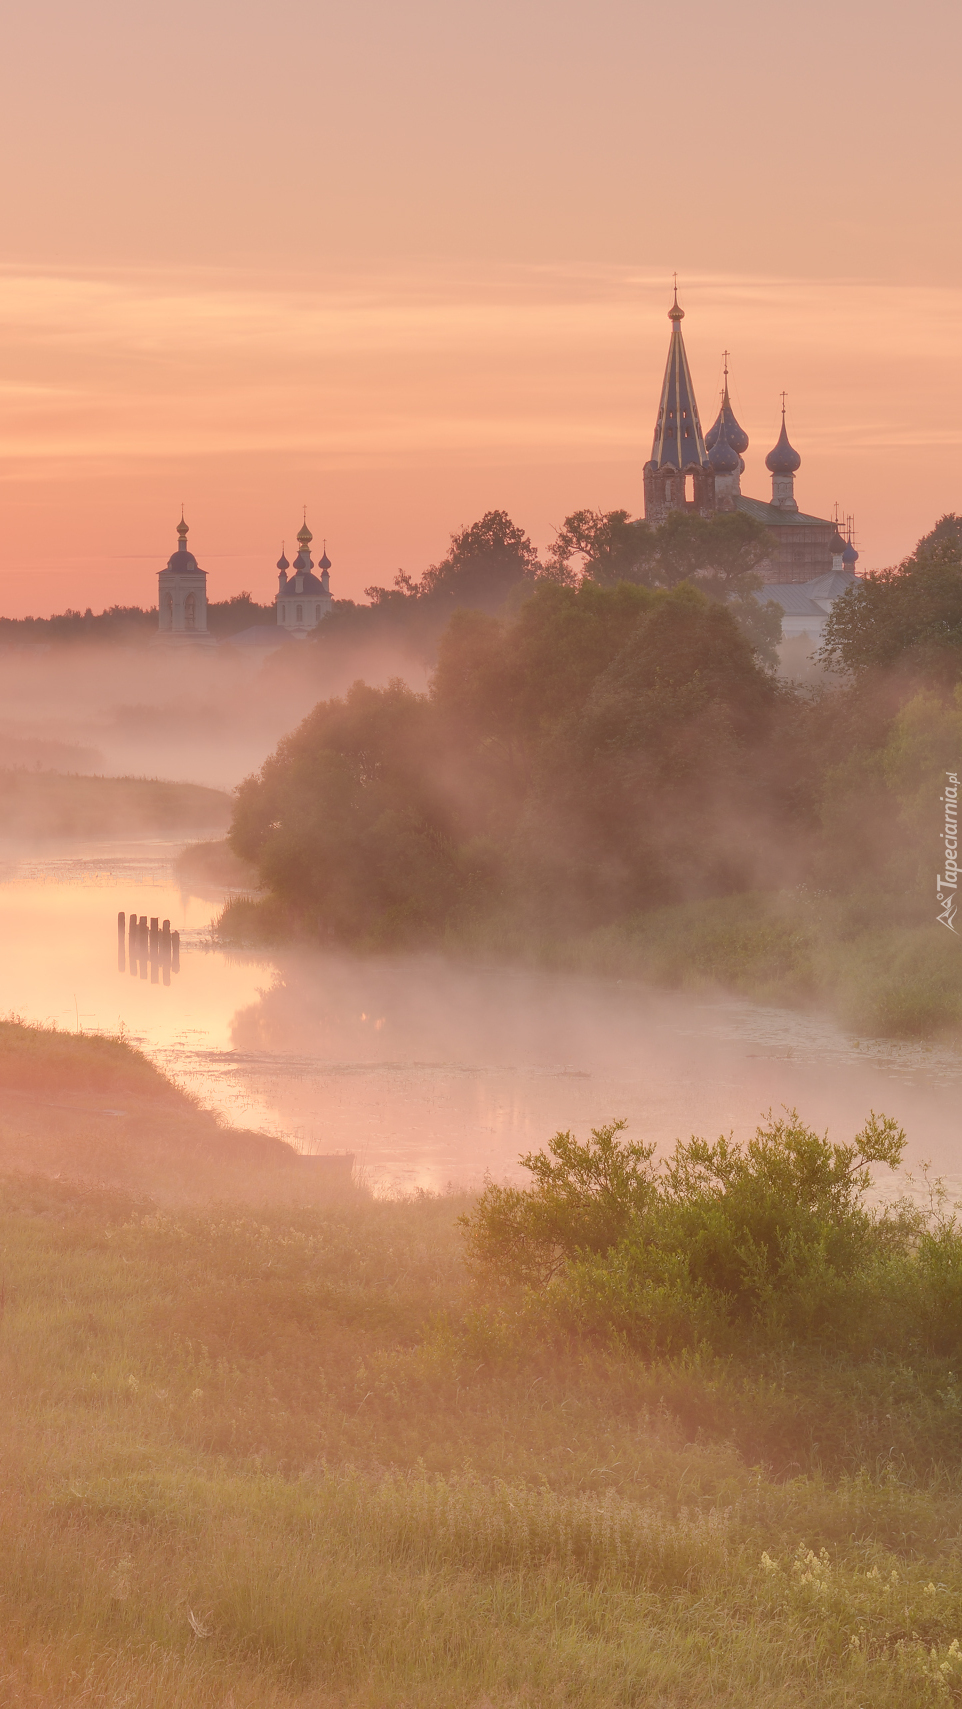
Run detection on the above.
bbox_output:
[2,840,961,1193]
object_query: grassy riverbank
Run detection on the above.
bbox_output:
[219,886,962,1042]
[4,1022,962,1704]
[518,891,962,1041]
[0,771,231,840]
[0,1019,343,1201]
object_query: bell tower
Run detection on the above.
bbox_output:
[156,513,214,644]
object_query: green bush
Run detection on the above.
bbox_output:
[459,1108,962,1361]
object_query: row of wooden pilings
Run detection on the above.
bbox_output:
[117,912,181,985]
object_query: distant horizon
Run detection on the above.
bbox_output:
[0,263,951,619]
[2,0,958,619]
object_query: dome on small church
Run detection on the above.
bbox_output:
[319,547,331,571]
[765,411,801,474]
[277,548,289,571]
[708,421,740,474]
[705,369,749,458]
[842,540,859,567]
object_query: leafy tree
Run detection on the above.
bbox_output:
[364,510,540,617]
[820,521,962,681]
[234,579,788,940]
[230,680,488,943]
[544,510,656,587]
[207,592,275,636]
[545,507,780,666]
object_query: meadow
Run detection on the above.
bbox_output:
[4,1022,962,1706]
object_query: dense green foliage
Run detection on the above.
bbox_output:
[231,580,786,940]
[820,514,962,679]
[227,510,962,1039]
[461,1109,962,1361]
[304,505,781,674]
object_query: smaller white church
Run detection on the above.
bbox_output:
[156,514,215,644]
[275,517,333,637]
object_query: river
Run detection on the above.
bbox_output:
[2,839,961,1196]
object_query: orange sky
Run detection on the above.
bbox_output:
[1,0,960,615]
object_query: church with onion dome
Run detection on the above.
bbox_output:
[275,516,333,637]
[644,287,858,591]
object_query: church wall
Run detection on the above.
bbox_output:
[757,525,837,584]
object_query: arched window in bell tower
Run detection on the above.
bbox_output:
[296,604,303,624]
[184,593,195,630]
[165,594,173,628]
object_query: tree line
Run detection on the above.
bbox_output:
[228,510,962,972]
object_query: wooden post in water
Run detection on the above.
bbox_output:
[129,911,138,976]
[139,916,148,980]
[161,919,171,986]
[117,911,126,974]
[171,930,180,975]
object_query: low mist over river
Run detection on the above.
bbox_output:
[2,839,960,1195]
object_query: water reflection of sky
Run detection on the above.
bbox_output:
[1,841,961,1194]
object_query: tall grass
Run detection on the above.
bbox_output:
[5,1166,962,1705]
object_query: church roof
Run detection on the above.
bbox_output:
[736,495,833,530]
[647,288,708,471]
[805,569,858,599]
[752,570,857,616]
[162,550,201,572]
[277,570,326,596]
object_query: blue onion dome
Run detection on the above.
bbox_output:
[708,420,740,474]
[842,540,859,567]
[277,548,289,571]
[705,390,749,457]
[765,410,801,474]
[319,548,331,571]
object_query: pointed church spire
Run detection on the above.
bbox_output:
[648,286,708,472]
[644,285,713,522]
